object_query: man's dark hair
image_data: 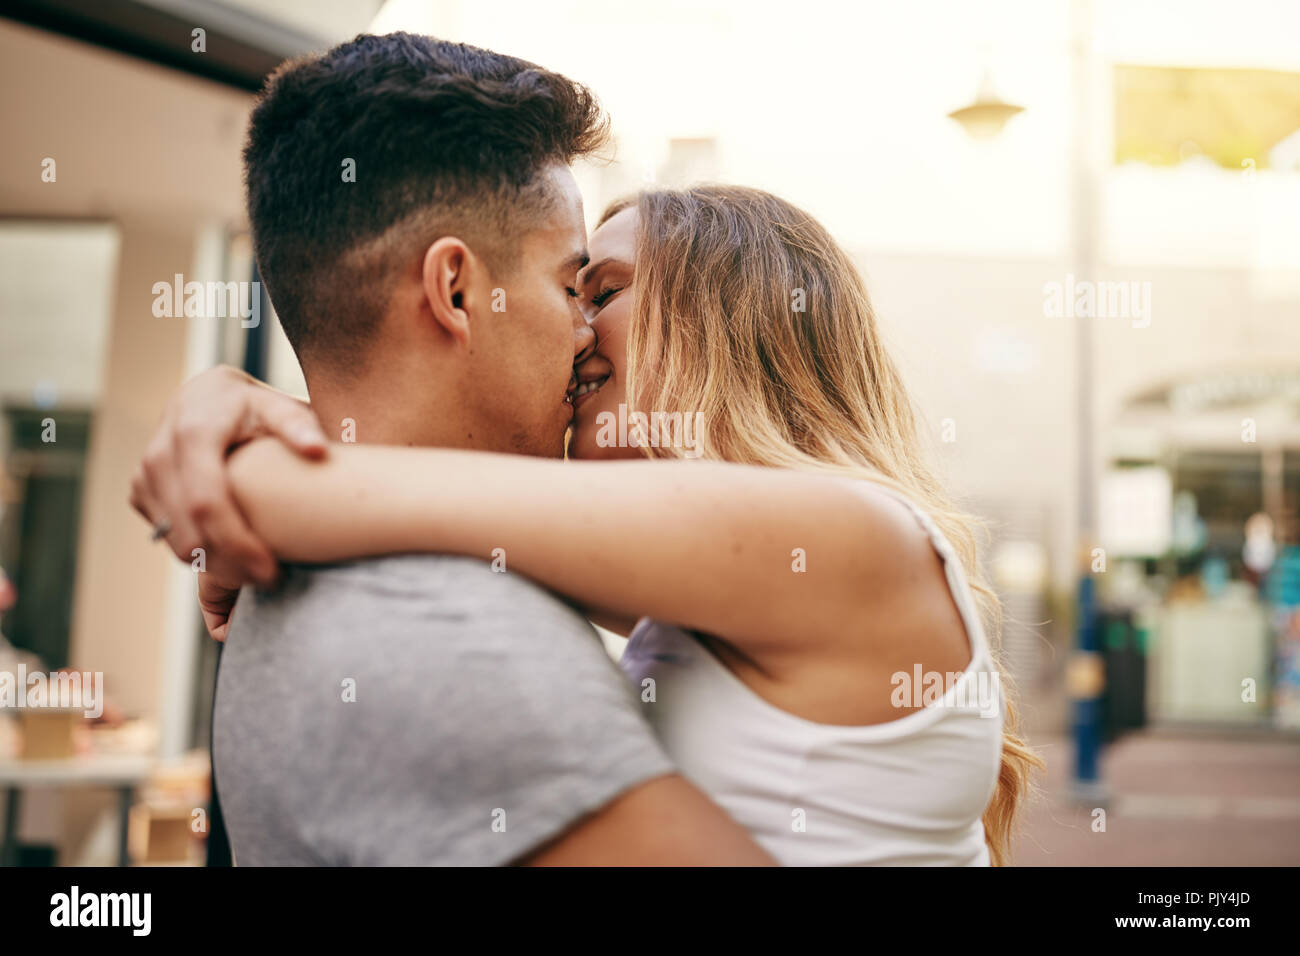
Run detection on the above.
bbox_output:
[244,32,608,372]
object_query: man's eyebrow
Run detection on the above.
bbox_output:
[562,250,590,274]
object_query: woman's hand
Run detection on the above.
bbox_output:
[129,365,328,638]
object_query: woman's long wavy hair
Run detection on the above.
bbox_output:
[599,184,1042,865]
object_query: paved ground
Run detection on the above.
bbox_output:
[1012,729,1300,866]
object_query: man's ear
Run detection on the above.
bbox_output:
[421,237,487,347]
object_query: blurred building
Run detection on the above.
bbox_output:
[0,0,383,865]
[0,0,1297,864]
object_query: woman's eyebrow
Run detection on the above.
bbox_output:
[575,256,619,289]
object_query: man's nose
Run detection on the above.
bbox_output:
[574,321,597,364]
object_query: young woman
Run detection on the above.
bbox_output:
[222,185,1040,865]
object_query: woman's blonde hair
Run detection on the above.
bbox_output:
[599,184,1042,865]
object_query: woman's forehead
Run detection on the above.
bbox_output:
[589,206,638,260]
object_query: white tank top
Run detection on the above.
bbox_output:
[619,488,1004,866]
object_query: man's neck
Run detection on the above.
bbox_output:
[308,380,481,450]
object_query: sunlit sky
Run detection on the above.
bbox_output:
[368,0,1300,265]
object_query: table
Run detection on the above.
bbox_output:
[0,754,154,867]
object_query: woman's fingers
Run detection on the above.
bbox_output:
[130,365,325,589]
[128,462,160,532]
[251,391,328,458]
[135,424,203,564]
[198,574,242,642]
[174,417,280,588]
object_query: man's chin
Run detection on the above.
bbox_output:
[502,414,569,459]
[513,402,574,459]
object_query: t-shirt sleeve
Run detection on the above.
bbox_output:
[248,556,676,866]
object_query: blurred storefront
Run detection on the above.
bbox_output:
[0,0,379,866]
[1097,371,1300,734]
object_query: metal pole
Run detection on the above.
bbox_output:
[1068,0,1107,803]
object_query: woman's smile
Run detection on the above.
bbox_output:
[573,373,610,410]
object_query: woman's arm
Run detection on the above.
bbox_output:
[228,439,922,661]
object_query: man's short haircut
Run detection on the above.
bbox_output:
[244,32,608,372]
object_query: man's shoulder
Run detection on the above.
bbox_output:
[226,553,601,665]
[214,561,674,866]
[220,552,626,747]
[276,553,541,594]
[244,553,589,627]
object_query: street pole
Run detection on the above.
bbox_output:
[1068,0,1108,804]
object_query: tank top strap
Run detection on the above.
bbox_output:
[864,482,991,660]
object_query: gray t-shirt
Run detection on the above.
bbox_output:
[212,555,674,865]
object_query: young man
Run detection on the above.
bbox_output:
[130,33,769,866]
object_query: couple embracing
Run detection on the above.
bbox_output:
[132,31,1038,866]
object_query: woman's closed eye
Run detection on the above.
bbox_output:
[590,286,622,309]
